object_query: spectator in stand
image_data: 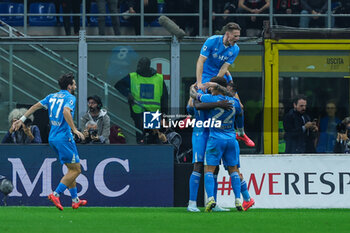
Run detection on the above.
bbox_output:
[2,108,42,144]
[165,0,199,36]
[283,95,318,153]
[109,125,126,144]
[333,117,350,153]
[236,0,270,36]
[274,0,301,27]
[334,0,350,28]
[80,95,110,144]
[126,0,158,35]
[61,0,81,36]
[316,101,341,153]
[54,0,91,27]
[299,0,327,28]
[96,0,121,35]
[213,1,238,33]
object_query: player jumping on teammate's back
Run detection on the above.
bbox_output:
[191,77,244,212]
[195,22,254,147]
[12,73,87,211]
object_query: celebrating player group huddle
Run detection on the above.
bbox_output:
[186,22,255,212]
[10,21,252,212]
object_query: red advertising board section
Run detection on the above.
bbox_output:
[216,155,350,208]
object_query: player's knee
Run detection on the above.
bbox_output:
[228,166,239,174]
[193,162,203,173]
[69,165,81,176]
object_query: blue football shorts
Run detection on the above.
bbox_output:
[205,137,240,167]
[49,139,80,164]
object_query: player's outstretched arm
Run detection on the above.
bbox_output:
[63,107,85,141]
[205,82,233,97]
[12,102,43,131]
[217,63,231,78]
[196,55,207,91]
[194,100,232,110]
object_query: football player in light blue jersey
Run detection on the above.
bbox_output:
[196,22,241,90]
[196,22,254,148]
[12,73,87,211]
[199,35,239,85]
[186,96,232,212]
[186,23,241,213]
[192,77,243,212]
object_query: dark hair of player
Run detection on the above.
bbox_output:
[224,22,241,32]
[210,76,228,88]
[58,73,75,90]
[227,82,237,92]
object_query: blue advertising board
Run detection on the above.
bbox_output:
[0,145,174,207]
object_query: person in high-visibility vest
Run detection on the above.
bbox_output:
[115,57,168,143]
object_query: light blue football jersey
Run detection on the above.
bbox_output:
[40,90,76,142]
[200,35,239,83]
[200,94,241,139]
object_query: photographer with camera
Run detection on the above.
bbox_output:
[80,95,110,144]
[334,117,350,153]
[76,121,103,144]
[2,108,42,144]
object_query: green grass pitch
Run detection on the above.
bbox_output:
[0,207,349,233]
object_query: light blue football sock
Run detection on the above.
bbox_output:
[241,180,250,201]
[54,183,67,196]
[204,172,215,198]
[189,171,201,202]
[235,112,245,136]
[230,172,241,199]
[213,174,218,201]
[69,187,78,199]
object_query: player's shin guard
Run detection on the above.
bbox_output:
[241,180,250,202]
[213,174,218,201]
[189,172,201,201]
[54,183,67,196]
[230,172,241,199]
[204,172,215,199]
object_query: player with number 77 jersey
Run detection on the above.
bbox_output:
[11,73,87,211]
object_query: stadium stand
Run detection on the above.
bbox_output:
[0,2,24,26]
[28,2,56,26]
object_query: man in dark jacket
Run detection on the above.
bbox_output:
[115,57,168,143]
[283,95,318,153]
[80,95,110,144]
[274,0,302,27]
